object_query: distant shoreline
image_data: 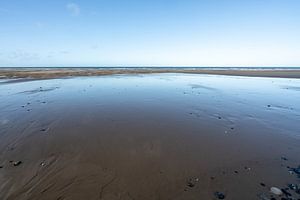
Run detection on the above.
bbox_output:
[1,68,300,79]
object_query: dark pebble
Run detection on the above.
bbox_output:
[260,183,266,187]
[40,129,47,132]
[281,157,288,161]
[187,181,195,188]
[267,105,271,107]
[13,161,22,166]
[234,170,238,174]
[287,183,298,190]
[281,188,291,196]
[289,166,300,175]
[218,117,222,119]
[214,192,226,199]
[0,166,3,168]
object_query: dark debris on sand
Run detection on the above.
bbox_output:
[258,164,300,200]
[260,183,266,187]
[214,191,226,199]
[186,178,199,188]
[13,161,22,166]
[288,166,300,178]
[281,156,288,161]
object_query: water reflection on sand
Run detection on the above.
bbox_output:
[0,74,300,200]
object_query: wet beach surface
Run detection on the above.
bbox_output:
[0,74,300,200]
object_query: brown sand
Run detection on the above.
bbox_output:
[1,68,300,79]
[0,74,300,200]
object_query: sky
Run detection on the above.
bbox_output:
[0,0,300,67]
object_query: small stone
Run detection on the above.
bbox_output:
[287,183,298,190]
[281,156,288,161]
[260,183,266,187]
[0,166,3,168]
[281,188,291,196]
[234,170,238,174]
[187,181,195,188]
[214,192,226,199]
[244,166,251,171]
[270,187,283,196]
[257,193,270,200]
[267,105,271,107]
[218,117,222,119]
[13,161,22,166]
[40,129,47,132]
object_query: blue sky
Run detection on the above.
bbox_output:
[0,0,299,67]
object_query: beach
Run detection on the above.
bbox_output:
[0,73,300,200]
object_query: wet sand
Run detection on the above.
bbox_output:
[1,67,300,79]
[0,74,300,200]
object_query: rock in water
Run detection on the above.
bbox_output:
[270,187,283,195]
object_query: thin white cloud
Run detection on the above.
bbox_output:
[6,50,40,61]
[66,3,80,16]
